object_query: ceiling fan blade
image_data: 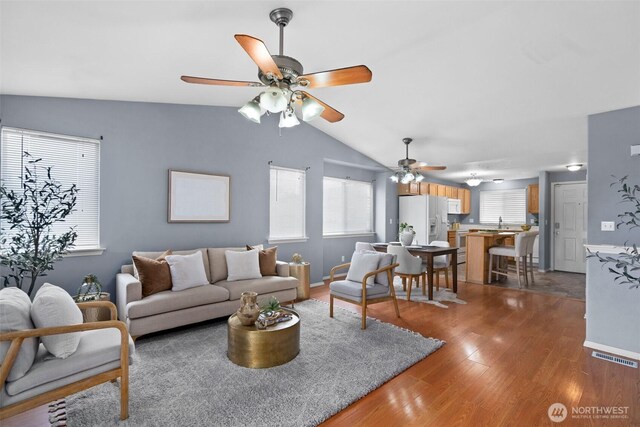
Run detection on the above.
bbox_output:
[234,34,283,80]
[411,165,447,171]
[181,76,264,87]
[300,65,372,89]
[300,92,344,123]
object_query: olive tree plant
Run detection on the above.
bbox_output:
[589,176,639,289]
[0,152,78,296]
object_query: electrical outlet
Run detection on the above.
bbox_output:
[530,218,535,224]
[601,221,616,231]
[341,255,345,262]
[389,218,393,225]
[469,218,474,223]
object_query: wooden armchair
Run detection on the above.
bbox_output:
[0,300,131,421]
[329,261,400,329]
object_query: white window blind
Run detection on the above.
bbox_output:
[479,188,526,224]
[323,177,373,236]
[1,127,101,250]
[269,166,306,241]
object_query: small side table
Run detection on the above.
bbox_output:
[289,262,310,301]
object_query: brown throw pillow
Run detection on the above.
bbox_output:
[246,245,278,276]
[132,250,173,298]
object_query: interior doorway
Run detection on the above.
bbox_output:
[552,181,587,273]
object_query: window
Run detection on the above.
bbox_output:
[479,188,526,224]
[1,127,101,252]
[269,166,306,242]
[323,177,373,236]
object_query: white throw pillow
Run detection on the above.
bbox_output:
[31,283,83,359]
[166,252,209,291]
[225,249,262,282]
[346,252,382,285]
[0,288,39,380]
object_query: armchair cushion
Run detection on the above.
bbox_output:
[31,284,83,359]
[359,251,396,286]
[0,288,38,381]
[346,252,381,285]
[329,280,390,302]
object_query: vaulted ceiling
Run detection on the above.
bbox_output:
[1,1,639,182]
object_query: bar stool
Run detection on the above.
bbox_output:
[488,232,528,287]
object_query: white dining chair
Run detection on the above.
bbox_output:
[488,232,529,287]
[427,240,452,292]
[387,245,426,301]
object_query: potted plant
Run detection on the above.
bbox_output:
[0,153,78,297]
[399,222,415,246]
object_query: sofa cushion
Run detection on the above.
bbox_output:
[226,249,262,282]
[215,276,298,301]
[133,248,210,283]
[207,247,245,283]
[329,279,390,300]
[126,284,230,319]
[0,288,39,382]
[166,252,209,291]
[31,283,83,359]
[6,328,135,396]
[132,251,173,298]
[247,245,278,276]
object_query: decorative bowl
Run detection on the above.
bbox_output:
[521,224,532,231]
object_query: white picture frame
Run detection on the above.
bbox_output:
[168,170,230,222]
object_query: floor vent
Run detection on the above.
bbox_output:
[592,351,638,368]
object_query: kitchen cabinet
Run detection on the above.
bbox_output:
[460,188,471,214]
[437,185,447,197]
[419,182,430,195]
[528,184,539,214]
[446,186,458,199]
[398,182,420,196]
[398,183,472,215]
[447,230,457,248]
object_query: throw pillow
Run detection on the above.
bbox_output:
[165,252,209,291]
[132,249,171,279]
[0,288,39,381]
[346,252,382,285]
[226,249,262,282]
[246,245,278,276]
[133,250,173,298]
[359,250,396,286]
[31,283,83,359]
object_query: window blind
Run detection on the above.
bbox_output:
[479,188,526,224]
[323,177,373,235]
[1,127,101,249]
[269,166,306,241]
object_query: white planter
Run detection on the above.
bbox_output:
[400,231,415,246]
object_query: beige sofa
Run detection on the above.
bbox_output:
[116,247,298,338]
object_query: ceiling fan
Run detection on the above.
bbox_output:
[390,138,446,183]
[181,8,372,128]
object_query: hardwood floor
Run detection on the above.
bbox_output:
[317,280,639,427]
[5,280,638,426]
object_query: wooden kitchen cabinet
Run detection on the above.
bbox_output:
[446,186,458,199]
[419,182,430,195]
[397,182,420,195]
[528,184,539,214]
[460,188,471,214]
[447,230,457,248]
[437,185,447,197]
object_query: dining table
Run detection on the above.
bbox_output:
[371,243,458,300]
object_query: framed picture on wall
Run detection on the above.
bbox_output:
[168,170,230,222]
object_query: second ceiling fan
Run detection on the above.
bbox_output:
[181,8,372,127]
[390,138,446,183]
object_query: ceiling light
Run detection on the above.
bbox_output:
[238,98,263,123]
[566,164,582,172]
[260,87,288,113]
[415,173,424,182]
[278,108,300,128]
[493,179,504,184]
[390,174,400,183]
[301,97,325,122]
[465,174,482,187]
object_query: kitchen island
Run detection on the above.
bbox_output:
[465,231,516,284]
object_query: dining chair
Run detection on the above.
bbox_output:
[387,245,426,301]
[428,240,451,292]
[488,232,528,287]
[328,251,400,329]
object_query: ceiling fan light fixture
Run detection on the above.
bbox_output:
[390,173,400,183]
[301,97,325,122]
[566,163,582,172]
[260,87,288,113]
[278,108,300,128]
[415,173,424,182]
[238,99,262,123]
[465,174,482,187]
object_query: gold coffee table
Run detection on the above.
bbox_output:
[227,308,300,368]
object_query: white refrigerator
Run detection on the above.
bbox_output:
[399,195,449,245]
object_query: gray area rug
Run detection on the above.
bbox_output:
[66,299,444,426]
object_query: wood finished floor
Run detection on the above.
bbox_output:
[4,280,638,426]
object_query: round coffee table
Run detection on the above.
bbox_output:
[227,308,300,368]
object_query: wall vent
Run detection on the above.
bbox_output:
[592,351,638,368]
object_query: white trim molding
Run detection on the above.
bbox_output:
[584,340,640,361]
[584,244,631,255]
[310,281,324,288]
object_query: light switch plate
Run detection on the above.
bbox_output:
[601,221,616,231]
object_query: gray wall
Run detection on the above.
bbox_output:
[460,178,539,225]
[0,95,389,295]
[586,105,640,355]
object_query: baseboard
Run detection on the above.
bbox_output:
[310,282,324,288]
[583,340,640,361]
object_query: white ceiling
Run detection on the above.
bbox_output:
[1,1,639,182]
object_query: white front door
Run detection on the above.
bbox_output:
[553,182,587,273]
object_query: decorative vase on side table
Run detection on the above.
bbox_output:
[236,291,261,326]
[289,262,310,301]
